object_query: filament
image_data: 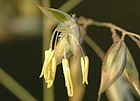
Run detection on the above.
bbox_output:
[49,28,58,48]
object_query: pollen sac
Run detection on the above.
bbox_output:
[39,48,57,88]
[98,39,127,96]
[124,48,140,96]
[62,58,73,97]
[47,57,57,88]
[39,48,52,78]
[81,56,89,84]
[33,2,71,23]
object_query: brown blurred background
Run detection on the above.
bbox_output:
[0,0,140,101]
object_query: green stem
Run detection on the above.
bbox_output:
[42,0,55,101]
[0,68,37,101]
[59,0,82,12]
[42,19,55,101]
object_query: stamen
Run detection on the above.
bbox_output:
[47,50,55,64]
[39,48,57,88]
[51,57,57,75]
[44,64,50,83]
[49,27,59,48]
[80,56,89,84]
[62,59,73,97]
[43,56,56,88]
[66,67,73,97]
[45,48,52,58]
[43,57,57,88]
[81,57,85,84]
[47,57,57,88]
[53,31,60,49]
[84,56,89,84]
[46,65,51,84]
[62,59,67,87]
[40,48,52,78]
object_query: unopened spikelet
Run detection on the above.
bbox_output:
[124,48,140,96]
[98,39,127,101]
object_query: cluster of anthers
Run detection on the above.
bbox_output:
[39,17,89,97]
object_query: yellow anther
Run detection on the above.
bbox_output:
[84,56,89,85]
[81,57,85,84]
[40,48,52,78]
[47,57,57,88]
[62,59,73,97]
[80,56,89,84]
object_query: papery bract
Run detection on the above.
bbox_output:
[33,2,71,23]
[107,75,135,101]
[124,48,140,96]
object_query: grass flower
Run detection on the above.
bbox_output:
[35,5,90,96]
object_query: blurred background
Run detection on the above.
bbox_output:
[0,0,140,101]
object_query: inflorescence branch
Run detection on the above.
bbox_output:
[78,17,140,48]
